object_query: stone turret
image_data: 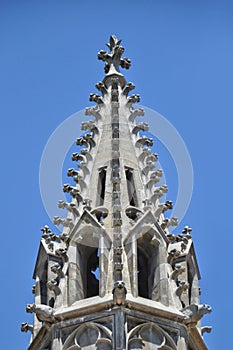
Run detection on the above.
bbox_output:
[22,35,211,350]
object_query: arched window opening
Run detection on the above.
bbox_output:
[97,168,107,206]
[137,232,159,300]
[40,261,48,305]
[76,243,101,300]
[137,247,149,298]
[188,265,193,305]
[125,168,138,207]
[86,249,99,298]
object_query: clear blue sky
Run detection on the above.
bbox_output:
[1,1,233,349]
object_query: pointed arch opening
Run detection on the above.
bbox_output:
[97,168,107,206]
[77,244,100,299]
[137,231,160,300]
[40,261,48,305]
[87,249,100,298]
[137,246,149,298]
[125,167,138,207]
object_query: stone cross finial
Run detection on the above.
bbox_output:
[182,225,192,234]
[40,225,51,236]
[98,35,131,74]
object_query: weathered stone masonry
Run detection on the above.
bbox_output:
[22,35,211,350]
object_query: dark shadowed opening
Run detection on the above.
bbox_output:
[97,168,106,206]
[137,247,149,298]
[86,248,99,298]
[125,168,138,207]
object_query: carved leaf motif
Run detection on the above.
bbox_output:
[107,35,122,52]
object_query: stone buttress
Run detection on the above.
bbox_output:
[22,35,212,350]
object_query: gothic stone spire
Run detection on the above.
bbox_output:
[22,35,211,350]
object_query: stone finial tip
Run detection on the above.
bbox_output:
[98,35,131,74]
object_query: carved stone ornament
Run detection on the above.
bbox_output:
[127,323,176,350]
[112,280,127,306]
[63,322,112,350]
[21,322,33,333]
[22,35,211,350]
[26,303,56,323]
[182,304,212,326]
[98,35,131,74]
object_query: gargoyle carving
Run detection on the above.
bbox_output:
[47,279,60,295]
[127,94,140,105]
[51,262,63,277]
[138,147,152,163]
[113,246,123,256]
[142,160,155,176]
[167,249,181,264]
[161,200,173,212]
[176,281,189,297]
[41,231,60,247]
[132,122,149,136]
[128,107,144,122]
[76,133,95,150]
[136,136,153,149]
[182,304,212,325]
[112,281,127,306]
[161,217,178,229]
[96,81,108,95]
[151,185,168,202]
[171,265,186,280]
[85,106,102,121]
[71,152,86,163]
[63,184,83,204]
[175,229,193,251]
[89,93,103,104]
[67,168,86,189]
[53,216,74,229]
[21,322,33,333]
[55,248,68,259]
[26,304,56,323]
[81,120,99,135]
[58,200,80,216]
[146,153,158,163]
[166,233,177,243]
[146,170,163,189]
[60,232,69,242]
[154,200,172,219]
[98,35,131,74]
[122,82,135,96]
